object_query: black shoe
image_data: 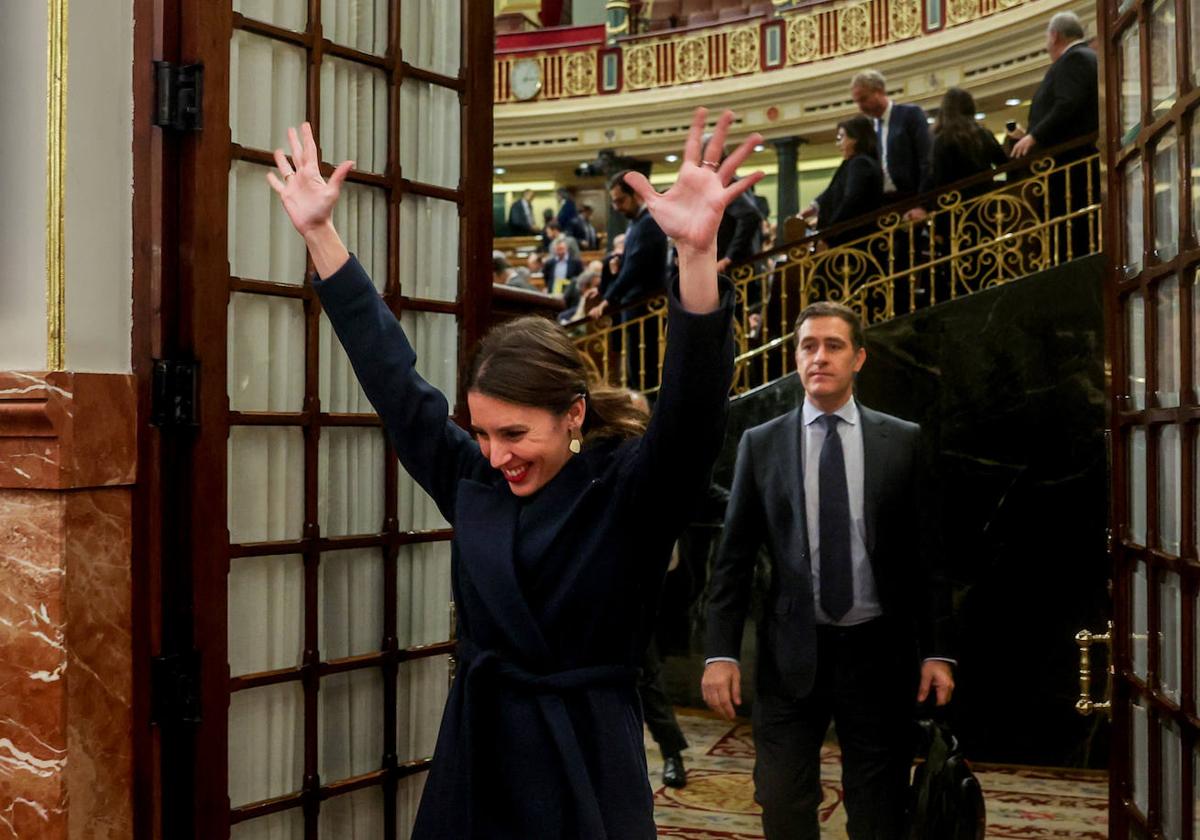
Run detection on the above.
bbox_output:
[662,753,687,789]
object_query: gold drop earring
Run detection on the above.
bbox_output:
[568,432,581,454]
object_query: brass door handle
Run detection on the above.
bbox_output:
[1074,620,1113,716]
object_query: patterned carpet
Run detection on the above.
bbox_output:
[645,711,1109,839]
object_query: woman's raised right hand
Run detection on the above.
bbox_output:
[267,122,354,239]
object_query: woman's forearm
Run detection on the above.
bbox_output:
[304,220,351,279]
[675,242,719,314]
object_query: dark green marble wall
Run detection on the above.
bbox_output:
[664,255,1110,768]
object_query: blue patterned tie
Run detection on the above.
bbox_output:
[818,414,853,620]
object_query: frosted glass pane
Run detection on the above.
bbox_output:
[230,809,304,840]
[319,787,384,839]
[1162,718,1183,840]
[322,0,387,55]
[319,314,375,414]
[234,0,306,31]
[399,196,460,302]
[228,427,305,543]
[1193,0,1200,84]
[1132,699,1149,816]
[396,654,449,762]
[319,548,384,660]
[1155,276,1180,407]
[400,310,457,402]
[318,428,385,537]
[1158,425,1182,554]
[1149,0,1177,113]
[400,80,460,189]
[230,161,309,285]
[1124,159,1144,276]
[229,554,304,676]
[228,293,306,412]
[229,682,304,806]
[395,311,456,530]
[1153,131,1179,259]
[230,31,306,152]
[397,542,452,647]
[1120,24,1141,143]
[1129,428,1147,545]
[331,183,389,286]
[1133,560,1149,679]
[1194,274,1200,404]
[397,772,428,840]
[318,668,384,781]
[319,58,389,175]
[1127,292,1146,409]
[401,0,461,77]
[1158,568,1182,700]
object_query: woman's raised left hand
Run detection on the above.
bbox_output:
[622,108,764,256]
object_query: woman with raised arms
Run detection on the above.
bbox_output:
[268,107,762,839]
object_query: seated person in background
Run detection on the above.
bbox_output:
[539,213,558,252]
[600,232,626,299]
[929,88,1007,193]
[797,116,883,247]
[543,236,585,295]
[560,264,603,325]
[526,251,545,277]
[493,252,534,290]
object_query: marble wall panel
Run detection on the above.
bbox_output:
[0,490,69,840]
[0,372,136,490]
[0,371,136,839]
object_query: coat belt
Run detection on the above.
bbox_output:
[457,637,637,839]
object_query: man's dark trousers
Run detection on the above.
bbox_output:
[753,618,918,840]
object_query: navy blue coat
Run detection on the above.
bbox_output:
[314,257,734,839]
[603,207,669,307]
[882,102,933,196]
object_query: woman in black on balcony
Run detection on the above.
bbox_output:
[797,115,883,248]
[929,87,1008,194]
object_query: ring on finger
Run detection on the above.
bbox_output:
[283,171,295,181]
[701,159,719,169]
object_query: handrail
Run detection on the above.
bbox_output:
[569,146,1102,396]
[570,131,1099,329]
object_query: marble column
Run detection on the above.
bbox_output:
[0,372,136,840]
[771,136,802,224]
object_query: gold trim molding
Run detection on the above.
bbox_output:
[46,0,68,371]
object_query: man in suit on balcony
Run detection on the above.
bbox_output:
[1008,11,1099,261]
[850,69,932,202]
[702,302,955,840]
[588,170,669,390]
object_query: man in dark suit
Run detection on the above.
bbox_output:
[1009,11,1099,260]
[542,236,585,295]
[850,70,932,201]
[575,203,600,251]
[703,302,954,839]
[589,171,669,389]
[507,188,538,235]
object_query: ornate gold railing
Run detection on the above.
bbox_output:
[572,142,1101,396]
[495,0,1035,104]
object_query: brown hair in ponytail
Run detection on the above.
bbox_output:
[466,316,647,445]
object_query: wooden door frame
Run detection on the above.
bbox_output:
[1099,0,1199,834]
[130,2,496,838]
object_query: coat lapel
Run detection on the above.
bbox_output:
[455,479,551,663]
[859,405,891,558]
[772,407,810,563]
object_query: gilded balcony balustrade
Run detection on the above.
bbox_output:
[495,0,1038,103]
[570,138,1101,396]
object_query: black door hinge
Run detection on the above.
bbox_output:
[151,359,199,428]
[151,651,202,726]
[154,61,204,131]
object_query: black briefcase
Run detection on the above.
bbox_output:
[908,718,986,840]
